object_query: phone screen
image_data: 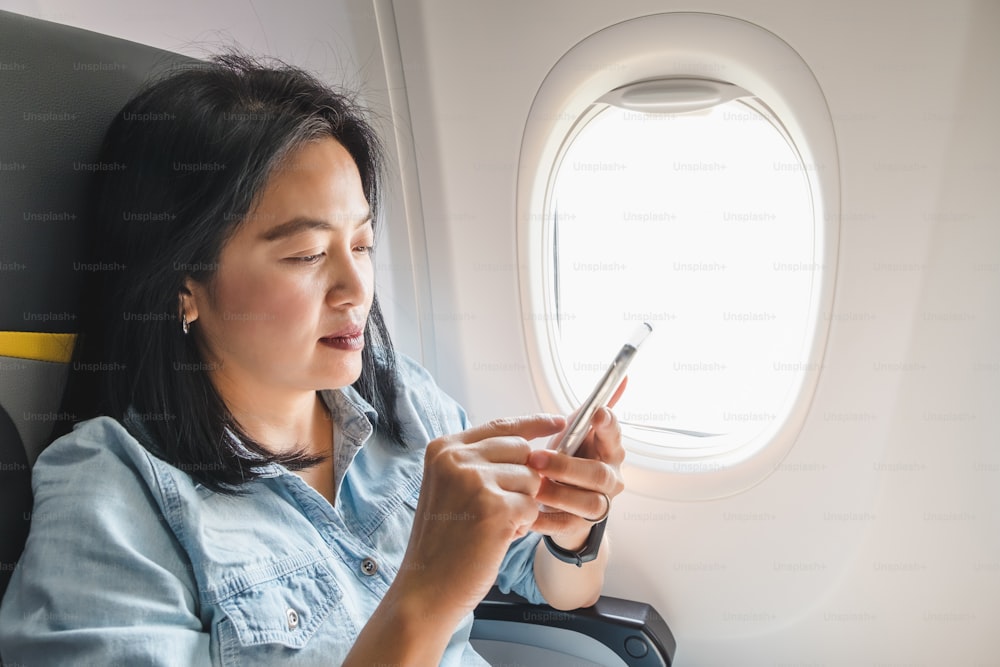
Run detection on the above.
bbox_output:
[554,322,652,456]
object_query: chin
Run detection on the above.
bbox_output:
[316,358,364,390]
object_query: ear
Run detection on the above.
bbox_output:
[179,278,200,324]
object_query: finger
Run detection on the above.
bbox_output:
[530,508,588,540]
[527,450,622,497]
[490,462,543,497]
[534,478,611,520]
[505,491,542,539]
[555,407,624,464]
[460,414,566,446]
[474,435,533,465]
[583,407,625,465]
[547,379,627,453]
[607,376,628,409]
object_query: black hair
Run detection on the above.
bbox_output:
[59,53,405,492]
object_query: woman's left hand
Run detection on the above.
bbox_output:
[527,405,625,550]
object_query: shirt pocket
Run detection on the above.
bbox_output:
[215,559,357,666]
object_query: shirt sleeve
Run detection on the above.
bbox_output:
[0,418,211,665]
[494,532,546,604]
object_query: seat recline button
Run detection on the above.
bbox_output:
[625,635,649,658]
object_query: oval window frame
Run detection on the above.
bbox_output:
[516,12,840,500]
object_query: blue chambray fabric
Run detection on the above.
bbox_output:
[0,355,544,665]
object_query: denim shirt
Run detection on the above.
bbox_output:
[0,356,544,665]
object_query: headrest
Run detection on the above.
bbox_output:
[0,10,194,333]
[0,10,193,462]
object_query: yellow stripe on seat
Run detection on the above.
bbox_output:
[0,332,76,363]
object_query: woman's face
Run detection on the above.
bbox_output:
[184,137,374,398]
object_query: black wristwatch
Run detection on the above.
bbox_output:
[543,518,608,567]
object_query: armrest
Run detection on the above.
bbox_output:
[471,587,676,667]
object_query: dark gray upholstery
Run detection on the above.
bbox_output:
[0,8,192,603]
[0,406,31,600]
[0,358,70,465]
[0,10,193,331]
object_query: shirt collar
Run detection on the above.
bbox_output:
[321,386,376,444]
[124,387,378,480]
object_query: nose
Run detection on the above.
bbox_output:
[324,245,371,309]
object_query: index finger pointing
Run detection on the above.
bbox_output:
[459,414,567,445]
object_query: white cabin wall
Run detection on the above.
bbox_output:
[388,0,998,664]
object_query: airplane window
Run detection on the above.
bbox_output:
[517,13,839,495]
[547,91,816,457]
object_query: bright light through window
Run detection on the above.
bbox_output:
[549,99,816,452]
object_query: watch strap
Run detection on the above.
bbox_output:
[543,518,608,568]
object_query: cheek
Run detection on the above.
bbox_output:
[213,269,317,336]
[362,263,375,303]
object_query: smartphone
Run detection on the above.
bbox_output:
[554,322,653,456]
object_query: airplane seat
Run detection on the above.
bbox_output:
[0,8,193,602]
[0,407,31,601]
[0,10,675,665]
[473,587,676,666]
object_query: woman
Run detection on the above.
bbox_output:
[0,54,624,665]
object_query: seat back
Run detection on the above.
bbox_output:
[0,9,191,599]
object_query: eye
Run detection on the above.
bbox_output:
[353,244,374,255]
[288,252,325,264]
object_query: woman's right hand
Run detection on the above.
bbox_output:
[397,414,566,623]
[345,414,564,667]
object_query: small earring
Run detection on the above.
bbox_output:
[182,312,190,335]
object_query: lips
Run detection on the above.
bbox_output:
[319,326,365,351]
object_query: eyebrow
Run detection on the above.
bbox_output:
[259,214,372,242]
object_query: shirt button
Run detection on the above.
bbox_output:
[286,608,299,630]
[361,557,378,576]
